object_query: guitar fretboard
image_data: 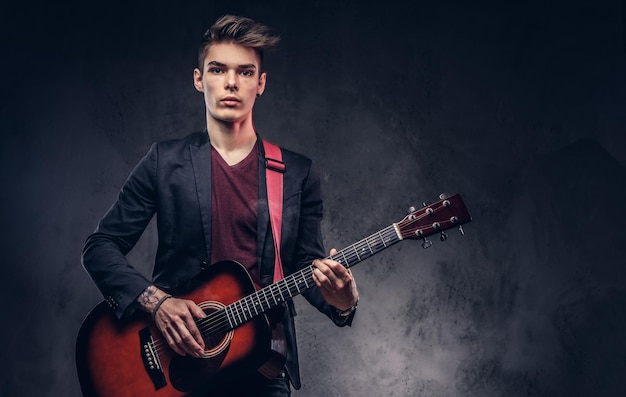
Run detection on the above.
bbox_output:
[220,223,401,329]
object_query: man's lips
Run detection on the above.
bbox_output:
[221,96,241,106]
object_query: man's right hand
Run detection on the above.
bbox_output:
[137,286,206,357]
[152,297,207,357]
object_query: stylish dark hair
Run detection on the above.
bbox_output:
[198,15,280,72]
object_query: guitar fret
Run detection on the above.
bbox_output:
[251,296,259,316]
[294,276,302,294]
[238,300,247,323]
[377,231,387,247]
[340,251,348,266]
[297,273,307,290]
[352,244,361,261]
[375,235,384,250]
[228,302,240,328]
[261,291,268,310]
[270,286,277,307]
[269,284,278,304]
[243,298,252,321]
[277,282,286,301]
[225,306,234,328]
[245,300,252,320]
[233,301,242,326]
[357,240,370,259]
[246,299,252,316]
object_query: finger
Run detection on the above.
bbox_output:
[313,266,345,294]
[160,321,187,356]
[319,258,352,284]
[312,259,336,282]
[153,305,187,356]
[163,316,200,357]
[176,322,205,356]
[171,307,206,356]
[188,301,207,319]
[184,302,207,351]
[328,248,350,273]
[312,266,330,288]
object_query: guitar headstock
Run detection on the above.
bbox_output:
[396,194,472,245]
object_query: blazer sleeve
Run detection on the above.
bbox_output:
[81,144,158,319]
[293,161,356,326]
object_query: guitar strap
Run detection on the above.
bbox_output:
[263,139,286,283]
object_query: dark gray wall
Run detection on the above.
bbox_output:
[1,1,625,396]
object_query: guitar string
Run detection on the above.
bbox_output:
[151,202,453,354]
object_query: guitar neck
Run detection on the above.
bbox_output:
[224,223,402,328]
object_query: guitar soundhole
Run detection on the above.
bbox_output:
[197,301,233,359]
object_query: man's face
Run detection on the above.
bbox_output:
[193,42,266,124]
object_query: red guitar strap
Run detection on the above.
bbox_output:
[263,140,286,283]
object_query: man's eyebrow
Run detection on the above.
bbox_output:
[207,61,257,69]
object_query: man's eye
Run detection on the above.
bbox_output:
[209,68,223,74]
[241,70,254,77]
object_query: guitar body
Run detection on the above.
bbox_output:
[76,261,273,397]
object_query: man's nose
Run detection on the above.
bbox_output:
[225,70,238,90]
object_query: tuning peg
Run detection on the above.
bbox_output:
[439,193,450,200]
[408,206,416,214]
[422,238,432,249]
[458,225,465,235]
[440,231,448,241]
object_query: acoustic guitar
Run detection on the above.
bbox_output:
[76,194,471,396]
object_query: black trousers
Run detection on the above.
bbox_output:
[189,371,291,397]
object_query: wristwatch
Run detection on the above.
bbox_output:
[337,299,359,317]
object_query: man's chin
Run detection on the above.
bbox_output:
[210,110,247,124]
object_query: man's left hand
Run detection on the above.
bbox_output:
[312,248,359,311]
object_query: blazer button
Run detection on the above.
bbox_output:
[201,260,208,271]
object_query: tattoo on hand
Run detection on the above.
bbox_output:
[138,285,158,308]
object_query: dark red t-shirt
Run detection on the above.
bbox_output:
[210,145,260,286]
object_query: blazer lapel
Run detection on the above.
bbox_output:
[190,135,213,263]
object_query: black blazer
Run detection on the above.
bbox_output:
[82,131,353,389]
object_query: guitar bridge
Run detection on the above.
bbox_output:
[139,327,167,390]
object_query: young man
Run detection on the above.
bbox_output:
[82,15,359,396]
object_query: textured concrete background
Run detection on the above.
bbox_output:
[1,1,625,396]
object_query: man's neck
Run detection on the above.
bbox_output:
[207,117,258,166]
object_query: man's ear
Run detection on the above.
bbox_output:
[257,72,267,96]
[193,68,203,92]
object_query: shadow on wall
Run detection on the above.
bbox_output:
[502,139,626,396]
